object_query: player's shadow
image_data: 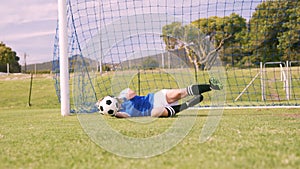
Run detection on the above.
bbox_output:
[170,114,210,118]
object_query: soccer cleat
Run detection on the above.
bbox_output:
[209,77,223,90]
[186,95,204,107]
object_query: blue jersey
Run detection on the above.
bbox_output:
[119,94,154,117]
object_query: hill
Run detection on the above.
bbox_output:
[22,61,52,73]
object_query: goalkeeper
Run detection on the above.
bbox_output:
[106,77,222,118]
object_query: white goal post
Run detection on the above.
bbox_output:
[58,0,70,116]
[261,61,290,102]
[235,61,292,103]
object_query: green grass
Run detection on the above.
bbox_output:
[93,67,300,106]
[0,74,59,109]
[0,74,299,169]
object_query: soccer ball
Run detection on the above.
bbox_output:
[98,96,119,116]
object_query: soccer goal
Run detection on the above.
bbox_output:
[53,0,300,114]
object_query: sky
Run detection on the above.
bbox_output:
[0,1,57,65]
[0,0,262,66]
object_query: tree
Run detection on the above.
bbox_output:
[161,24,207,71]
[161,22,184,50]
[0,42,21,73]
[277,1,300,61]
[192,13,247,67]
[248,0,300,62]
[161,13,247,70]
[161,1,300,68]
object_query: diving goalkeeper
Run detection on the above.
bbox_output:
[99,77,223,118]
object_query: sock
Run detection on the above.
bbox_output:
[166,95,204,116]
[187,84,211,95]
[165,104,188,117]
[186,95,204,107]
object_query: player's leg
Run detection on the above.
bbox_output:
[165,77,222,104]
[165,88,188,104]
[186,77,223,95]
[163,95,204,117]
[151,107,166,117]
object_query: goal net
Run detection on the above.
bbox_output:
[53,0,300,113]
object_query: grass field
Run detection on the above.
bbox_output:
[0,74,299,169]
[93,67,300,107]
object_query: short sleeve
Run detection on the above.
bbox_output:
[118,88,130,102]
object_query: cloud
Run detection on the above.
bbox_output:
[0,1,57,26]
[0,1,58,64]
[3,30,56,41]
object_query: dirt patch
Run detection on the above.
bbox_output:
[0,73,53,81]
[281,114,300,118]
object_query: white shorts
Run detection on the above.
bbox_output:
[153,89,178,107]
[151,89,178,116]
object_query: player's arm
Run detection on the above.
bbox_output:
[118,88,137,101]
[114,112,130,118]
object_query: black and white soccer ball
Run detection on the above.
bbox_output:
[98,96,119,116]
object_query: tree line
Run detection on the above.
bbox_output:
[161,0,299,69]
